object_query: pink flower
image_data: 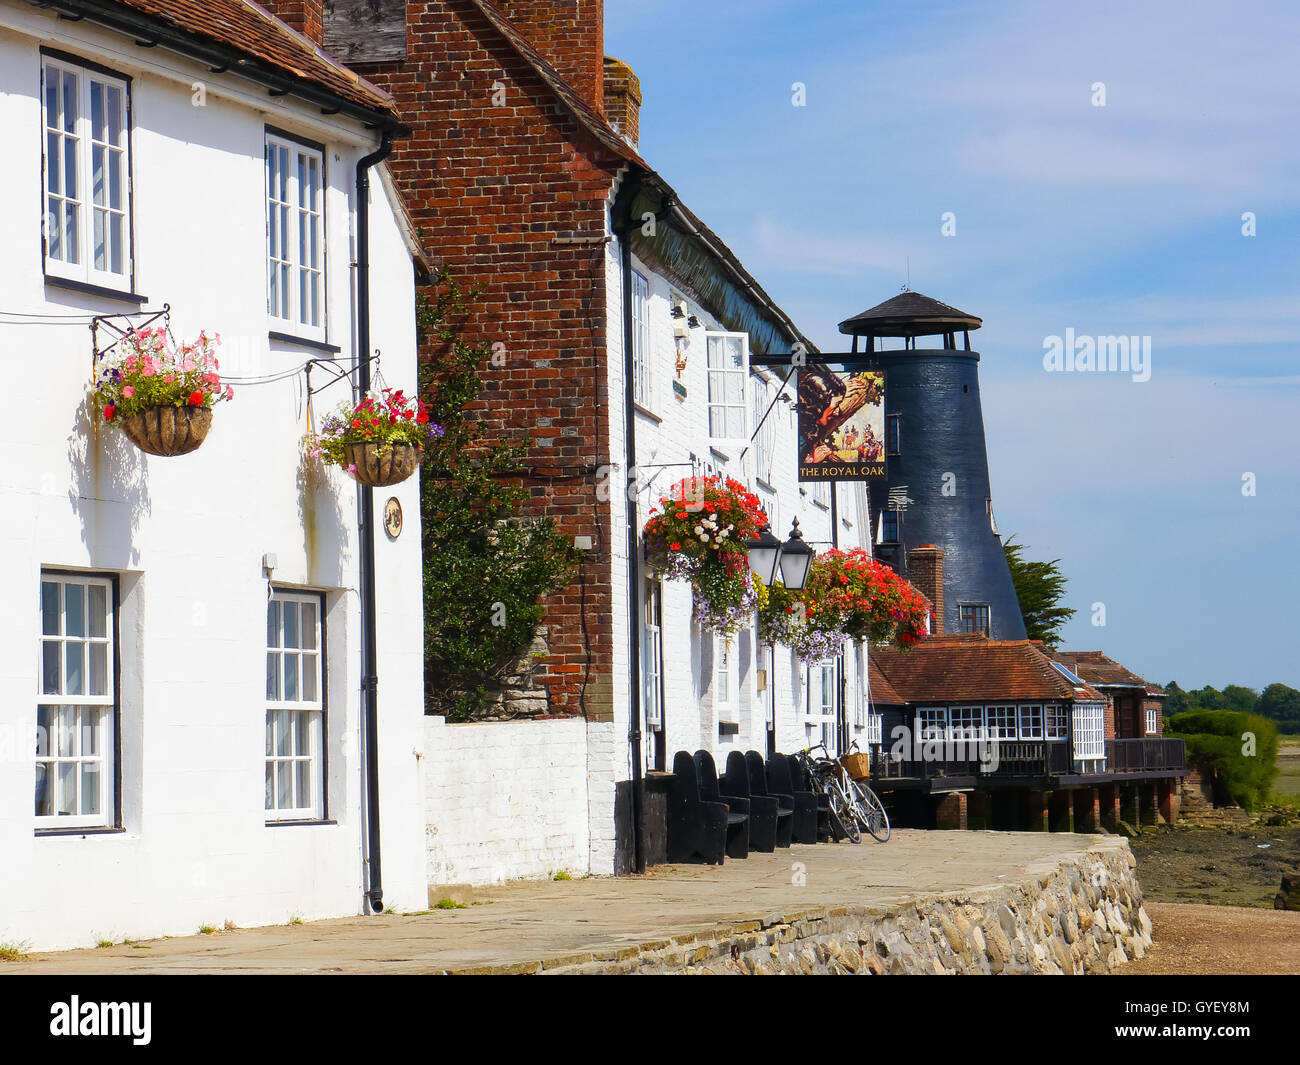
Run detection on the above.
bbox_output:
[182,358,196,372]
[141,361,156,378]
[224,385,234,401]
[123,386,134,397]
[163,374,175,383]
[124,354,137,369]
[346,464,357,474]
[203,372,219,385]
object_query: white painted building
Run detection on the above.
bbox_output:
[0,0,427,950]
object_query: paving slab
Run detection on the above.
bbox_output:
[3,831,1108,974]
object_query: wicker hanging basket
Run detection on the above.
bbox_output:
[343,440,420,487]
[119,405,213,457]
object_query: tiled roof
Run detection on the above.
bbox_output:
[872,637,1106,704]
[868,658,905,706]
[1048,650,1164,696]
[80,0,399,117]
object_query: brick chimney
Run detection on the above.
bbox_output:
[603,57,641,145]
[909,544,945,636]
[497,0,605,111]
[260,0,325,46]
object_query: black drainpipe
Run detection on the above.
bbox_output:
[356,131,393,913]
[612,174,656,874]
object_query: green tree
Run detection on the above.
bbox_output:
[1002,536,1076,648]
[1167,709,1278,811]
[1258,683,1300,732]
[1163,681,1189,716]
[417,270,576,721]
[1220,684,1259,714]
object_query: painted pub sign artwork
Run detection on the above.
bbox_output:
[797,367,887,481]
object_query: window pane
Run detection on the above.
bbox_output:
[89,642,107,697]
[266,651,280,701]
[110,214,123,275]
[64,583,85,638]
[94,207,106,271]
[294,711,309,756]
[265,762,274,809]
[276,761,291,808]
[301,601,317,650]
[82,710,98,755]
[36,707,52,757]
[88,584,106,637]
[296,759,311,811]
[42,642,61,695]
[81,763,100,815]
[275,711,291,757]
[267,600,280,648]
[45,69,57,128]
[47,133,60,195]
[265,713,274,756]
[35,763,52,816]
[106,85,122,144]
[302,654,317,703]
[65,642,84,696]
[284,653,299,701]
[58,761,77,815]
[62,70,77,131]
[284,603,299,649]
[91,80,104,141]
[58,706,78,756]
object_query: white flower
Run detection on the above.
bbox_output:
[694,526,703,535]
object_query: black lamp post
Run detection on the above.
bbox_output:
[778,518,816,591]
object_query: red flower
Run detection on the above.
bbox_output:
[188,391,203,406]
[104,404,115,421]
[351,419,362,429]
[670,542,681,551]
[402,410,414,419]
[417,413,428,424]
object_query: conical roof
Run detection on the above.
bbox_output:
[838,291,982,337]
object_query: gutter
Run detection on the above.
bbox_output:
[356,131,394,913]
[28,0,409,137]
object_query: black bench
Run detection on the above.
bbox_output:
[745,750,794,848]
[695,750,749,860]
[720,751,781,853]
[667,750,731,864]
[768,753,828,844]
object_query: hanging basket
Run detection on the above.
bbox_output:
[343,440,420,487]
[119,405,213,457]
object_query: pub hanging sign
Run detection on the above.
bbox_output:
[797,366,887,481]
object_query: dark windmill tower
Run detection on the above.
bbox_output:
[838,291,1026,640]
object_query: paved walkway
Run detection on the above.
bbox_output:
[5,831,1106,974]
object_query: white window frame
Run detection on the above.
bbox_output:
[631,269,654,409]
[949,705,984,741]
[266,590,326,822]
[713,633,738,720]
[705,331,749,448]
[810,481,831,509]
[753,373,777,486]
[916,706,948,741]
[1145,706,1159,735]
[266,131,326,342]
[41,54,133,289]
[36,573,117,830]
[1019,703,1044,740]
[986,704,1018,740]
[1073,701,1106,762]
[642,579,663,730]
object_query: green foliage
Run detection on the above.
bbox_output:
[1257,683,1300,732]
[417,270,576,721]
[552,870,572,881]
[1166,709,1279,811]
[434,898,468,910]
[1163,681,1189,716]
[1001,536,1076,648]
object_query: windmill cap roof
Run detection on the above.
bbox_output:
[838,291,982,337]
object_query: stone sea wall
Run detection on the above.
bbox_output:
[533,838,1150,975]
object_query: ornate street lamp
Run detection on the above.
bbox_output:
[744,526,783,586]
[778,518,815,591]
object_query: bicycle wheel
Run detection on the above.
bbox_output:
[855,782,891,843]
[829,783,862,844]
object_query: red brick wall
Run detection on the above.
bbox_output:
[260,0,324,45]
[496,0,605,112]
[356,0,625,718]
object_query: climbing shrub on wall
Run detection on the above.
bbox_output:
[417,271,576,721]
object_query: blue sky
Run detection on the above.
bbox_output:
[607,0,1300,691]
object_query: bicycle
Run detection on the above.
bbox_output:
[796,745,861,844]
[838,741,891,843]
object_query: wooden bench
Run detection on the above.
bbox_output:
[720,750,781,853]
[695,750,750,860]
[666,750,732,864]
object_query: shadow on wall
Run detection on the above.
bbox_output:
[68,395,150,567]
[297,447,347,588]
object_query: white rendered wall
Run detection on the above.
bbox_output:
[422,717,590,884]
[0,9,425,950]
